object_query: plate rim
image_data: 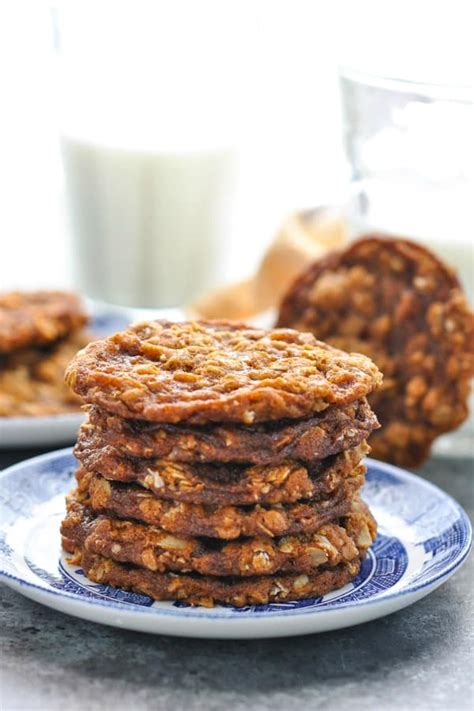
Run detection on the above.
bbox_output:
[0,449,471,623]
[0,412,84,427]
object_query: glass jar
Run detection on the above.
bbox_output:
[51,3,246,309]
[339,66,473,457]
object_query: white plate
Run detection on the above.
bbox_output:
[0,451,470,639]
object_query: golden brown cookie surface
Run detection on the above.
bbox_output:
[71,469,363,539]
[61,499,375,577]
[65,320,382,424]
[278,236,474,466]
[0,291,87,354]
[74,427,368,505]
[0,329,90,416]
[66,547,362,607]
[86,397,378,464]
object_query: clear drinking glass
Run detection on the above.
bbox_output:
[339,66,474,457]
[52,4,244,310]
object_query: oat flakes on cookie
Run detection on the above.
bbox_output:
[0,290,90,416]
[0,291,87,353]
[62,503,375,607]
[68,547,363,607]
[86,397,378,464]
[74,427,368,506]
[277,235,474,467]
[65,320,382,424]
[0,329,89,416]
[61,498,374,578]
[71,468,363,539]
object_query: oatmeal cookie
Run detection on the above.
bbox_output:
[61,499,375,577]
[74,429,368,505]
[66,546,362,607]
[72,469,363,539]
[86,397,378,464]
[0,291,87,354]
[278,236,474,466]
[65,320,382,424]
[0,329,90,416]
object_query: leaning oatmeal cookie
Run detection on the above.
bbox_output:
[278,236,474,467]
[61,499,375,577]
[65,320,382,424]
[0,291,87,354]
[71,468,363,539]
[67,548,362,607]
[86,397,378,464]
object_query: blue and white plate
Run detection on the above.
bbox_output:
[0,451,470,639]
[0,310,132,449]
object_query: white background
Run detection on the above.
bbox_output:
[0,1,472,292]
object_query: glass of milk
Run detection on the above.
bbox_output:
[52,4,247,309]
[339,65,474,458]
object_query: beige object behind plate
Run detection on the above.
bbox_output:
[189,207,348,320]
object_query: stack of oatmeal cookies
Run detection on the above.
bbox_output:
[0,291,89,416]
[61,320,382,607]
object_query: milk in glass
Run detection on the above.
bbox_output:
[55,3,242,308]
[61,134,236,307]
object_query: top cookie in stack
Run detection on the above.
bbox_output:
[0,291,89,416]
[62,320,382,607]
